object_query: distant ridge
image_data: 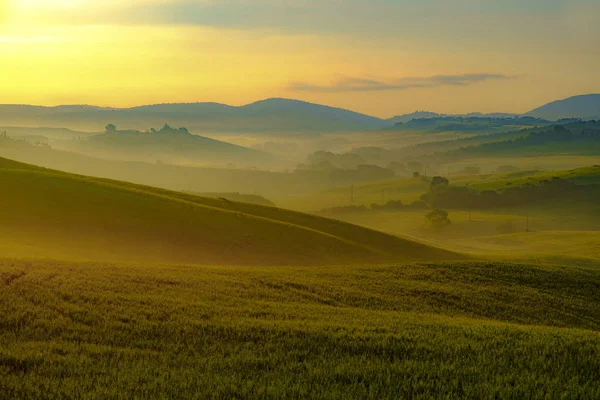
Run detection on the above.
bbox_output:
[526,94,600,121]
[0,98,388,133]
[1,94,598,132]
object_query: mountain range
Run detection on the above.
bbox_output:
[0,95,597,134]
[0,98,387,133]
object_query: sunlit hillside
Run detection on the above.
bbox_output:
[2,259,600,398]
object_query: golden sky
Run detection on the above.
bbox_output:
[1,0,599,117]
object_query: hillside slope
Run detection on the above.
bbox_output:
[0,157,459,265]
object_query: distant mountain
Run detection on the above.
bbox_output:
[526,94,600,121]
[388,111,443,124]
[388,111,521,125]
[465,112,520,118]
[390,116,551,134]
[0,98,388,133]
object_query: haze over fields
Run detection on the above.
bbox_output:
[1,0,600,398]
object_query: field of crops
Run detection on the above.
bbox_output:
[1,259,600,398]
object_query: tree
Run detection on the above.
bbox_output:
[426,209,451,230]
[430,176,449,190]
[105,124,117,134]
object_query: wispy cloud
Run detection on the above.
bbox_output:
[289,74,515,93]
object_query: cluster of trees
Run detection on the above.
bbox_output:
[0,133,50,149]
[426,209,451,230]
[421,175,579,209]
[300,151,401,184]
[321,199,429,215]
[305,151,366,170]
[104,124,191,135]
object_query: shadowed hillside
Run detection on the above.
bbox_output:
[0,157,459,265]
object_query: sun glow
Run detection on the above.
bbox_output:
[14,0,86,9]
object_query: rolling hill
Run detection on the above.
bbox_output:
[0,98,388,133]
[421,121,600,162]
[527,94,600,120]
[0,157,459,265]
[70,124,276,166]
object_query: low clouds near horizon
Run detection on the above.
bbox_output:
[290,74,515,93]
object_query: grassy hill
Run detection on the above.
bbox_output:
[1,259,599,398]
[0,157,458,265]
[465,165,600,191]
[427,121,600,163]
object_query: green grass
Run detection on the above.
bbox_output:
[277,164,600,213]
[2,156,599,397]
[464,165,600,192]
[0,156,458,265]
[276,176,431,212]
[1,258,599,398]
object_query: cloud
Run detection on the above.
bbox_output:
[289,74,514,93]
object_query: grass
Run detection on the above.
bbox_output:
[1,258,600,399]
[288,165,600,266]
[464,165,600,192]
[276,176,430,212]
[0,156,459,265]
[1,155,599,397]
[276,163,600,213]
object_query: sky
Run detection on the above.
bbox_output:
[0,0,599,117]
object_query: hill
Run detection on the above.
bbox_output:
[2,259,599,398]
[0,157,459,265]
[527,94,600,120]
[390,116,550,134]
[0,98,388,133]
[423,121,600,162]
[387,111,444,124]
[69,124,276,167]
[388,111,522,125]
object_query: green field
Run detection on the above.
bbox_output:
[1,156,600,398]
[276,165,600,267]
[2,259,600,398]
